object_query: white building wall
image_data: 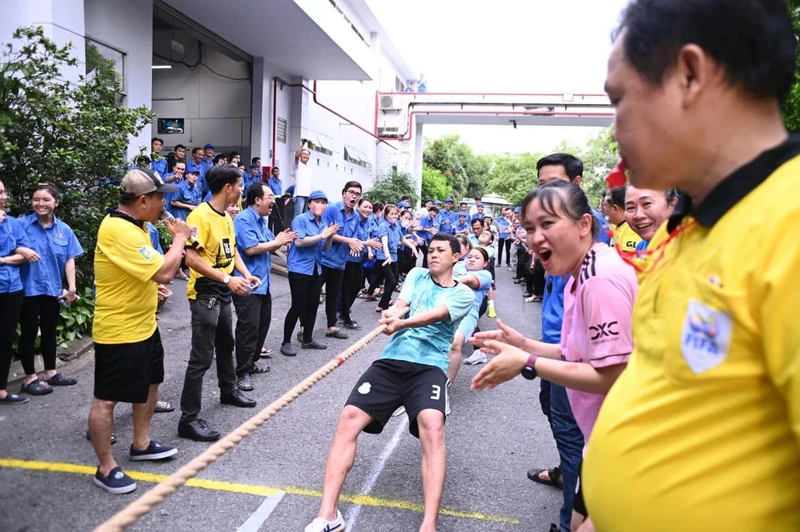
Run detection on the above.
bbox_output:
[84,0,153,159]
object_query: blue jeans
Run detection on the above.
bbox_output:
[549,382,584,532]
[293,196,308,219]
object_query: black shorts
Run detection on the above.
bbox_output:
[573,461,587,517]
[346,359,447,438]
[94,329,165,404]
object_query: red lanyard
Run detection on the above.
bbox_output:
[610,219,697,274]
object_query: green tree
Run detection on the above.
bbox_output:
[364,171,417,205]
[423,134,488,200]
[0,26,154,285]
[484,152,543,206]
[421,165,449,202]
[784,0,800,131]
[578,128,619,207]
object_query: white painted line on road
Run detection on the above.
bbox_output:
[346,416,409,532]
[237,491,286,532]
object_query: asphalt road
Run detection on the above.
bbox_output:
[0,260,560,532]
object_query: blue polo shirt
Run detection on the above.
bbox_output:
[438,209,456,234]
[454,221,470,234]
[172,181,203,221]
[0,215,31,294]
[151,158,168,177]
[376,220,403,261]
[186,160,207,194]
[243,172,261,191]
[417,214,440,244]
[321,201,359,270]
[471,212,486,221]
[162,172,182,214]
[147,222,164,254]
[234,206,273,295]
[349,216,371,263]
[268,177,282,196]
[541,209,611,343]
[288,211,325,275]
[496,216,511,239]
[18,214,84,298]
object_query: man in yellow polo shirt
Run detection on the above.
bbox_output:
[89,168,192,494]
[178,164,261,442]
[581,1,800,531]
[604,185,641,251]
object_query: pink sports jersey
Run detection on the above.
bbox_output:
[561,243,638,444]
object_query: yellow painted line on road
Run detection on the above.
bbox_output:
[0,459,519,525]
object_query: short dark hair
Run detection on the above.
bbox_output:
[342,181,362,194]
[616,0,795,104]
[609,186,627,208]
[536,153,584,181]
[192,147,204,157]
[428,206,439,214]
[213,154,226,164]
[151,137,164,145]
[471,217,484,227]
[207,164,243,195]
[272,167,279,173]
[245,182,269,206]
[521,180,599,238]
[174,144,186,151]
[401,195,412,202]
[431,232,460,255]
[357,197,373,208]
[229,151,240,159]
[34,183,60,201]
[251,156,261,165]
[374,201,385,213]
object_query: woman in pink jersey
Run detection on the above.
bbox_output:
[470,180,637,531]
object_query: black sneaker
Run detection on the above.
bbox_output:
[20,379,52,396]
[301,340,328,350]
[342,320,361,330]
[129,440,178,461]
[0,393,29,405]
[178,419,221,442]
[45,372,77,386]
[280,342,297,357]
[93,466,136,494]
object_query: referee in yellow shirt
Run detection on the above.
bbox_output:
[581,2,800,531]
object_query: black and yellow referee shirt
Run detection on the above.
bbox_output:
[583,136,800,531]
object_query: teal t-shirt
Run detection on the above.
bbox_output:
[453,262,493,317]
[380,267,473,373]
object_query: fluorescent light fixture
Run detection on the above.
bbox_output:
[152,64,172,70]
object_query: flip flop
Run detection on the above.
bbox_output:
[527,466,563,489]
[154,400,174,413]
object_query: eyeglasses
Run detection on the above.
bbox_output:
[345,190,362,198]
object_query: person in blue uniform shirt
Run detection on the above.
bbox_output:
[150,138,168,177]
[439,197,457,235]
[186,147,208,195]
[171,169,203,221]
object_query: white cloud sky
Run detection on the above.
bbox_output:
[368,0,630,154]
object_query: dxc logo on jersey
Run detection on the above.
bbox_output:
[590,322,619,341]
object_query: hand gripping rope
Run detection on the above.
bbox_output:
[94,323,388,532]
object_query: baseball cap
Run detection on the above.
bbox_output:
[250,163,260,169]
[458,212,467,218]
[121,167,179,196]
[308,190,328,202]
[397,201,410,208]
[514,206,521,213]
[433,200,442,206]
[477,202,485,207]
[204,143,214,150]
[445,197,454,203]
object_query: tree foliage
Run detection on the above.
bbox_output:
[0,26,154,285]
[363,171,417,205]
[421,165,450,202]
[423,134,489,200]
[784,0,800,132]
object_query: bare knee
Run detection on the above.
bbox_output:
[334,405,371,440]
[416,410,444,443]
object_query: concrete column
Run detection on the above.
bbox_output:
[251,58,270,164]
[412,119,424,198]
[286,77,311,189]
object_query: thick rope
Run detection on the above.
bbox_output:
[95,324,388,532]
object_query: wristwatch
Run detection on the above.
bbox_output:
[222,274,231,285]
[521,353,539,380]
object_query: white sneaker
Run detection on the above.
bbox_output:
[392,405,406,417]
[464,350,488,365]
[305,510,345,532]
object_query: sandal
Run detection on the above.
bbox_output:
[527,466,563,490]
[154,400,174,413]
[250,365,271,375]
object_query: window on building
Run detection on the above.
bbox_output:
[395,76,405,93]
[277,118,288,144]
[85,37,126,104]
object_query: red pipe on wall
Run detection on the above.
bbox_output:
[270,77,396,171]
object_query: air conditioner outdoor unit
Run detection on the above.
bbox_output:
[380,95,403,111]
[378,126,401,138]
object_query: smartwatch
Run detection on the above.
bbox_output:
[222,274,232,285]
[521,353,539,380]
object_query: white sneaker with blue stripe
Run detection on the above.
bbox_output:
[304,509,345,532]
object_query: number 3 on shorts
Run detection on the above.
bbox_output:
[431,385,441,401]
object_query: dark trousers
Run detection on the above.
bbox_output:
[19,295,61,375]
[376,262,398,310]
[0,290,24,391]
[320,265,344,328]
[533,258,546,297]
[516,248,530,280]
[420,243,429,268]
[268,208,284,235]
[398,247,414,276]
[497,238,512,266]
[283,270,322,344]
[340,261,362,324]
[180,296,237,422]
[232,292,272,378]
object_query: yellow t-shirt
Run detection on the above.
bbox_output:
[186,202,235,300]
[611,220,641,251]
[93,213,164,344]
[583,146,800,531]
